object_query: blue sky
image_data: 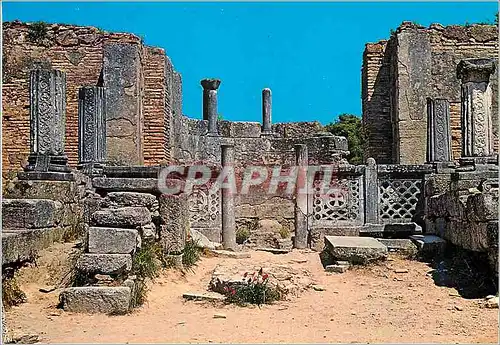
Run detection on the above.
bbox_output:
[3,2,498,124]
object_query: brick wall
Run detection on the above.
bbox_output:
[143,47,167,165]
[361,40,394,164]
[362,22,499,164]
[2,21,176,181]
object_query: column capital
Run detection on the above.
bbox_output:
[457,58,496,83]
[201,78,221,90]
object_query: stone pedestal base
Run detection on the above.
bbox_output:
[77,162,105,177]
[18,171,74,181]
[459,155,499,167]
[431,161,457,174]
[260,131,277,138]
[25,153,70,173]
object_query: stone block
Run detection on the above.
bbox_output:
[310,227,361,252]
[59,286,131,314]
[325,264,349,273]
[409,235,446,254]
[191,227,221,244]
[91,207,151,228]
[182,292,226,302]
[140,223,158,241]
[2,199,62,230]
[255,247,290,254]
[189,229,220,250]
[324,236,388,264]
[88,227,139,254]
[76,254,132,275]
[2,227,67,265]
[466,192,498,222]
[383,223,423,235]
[92,177,159,193]
[105,192,158,210]
[208,250,251,259]
[377,239,418,253]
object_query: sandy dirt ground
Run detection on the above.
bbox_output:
[5,243,499,344]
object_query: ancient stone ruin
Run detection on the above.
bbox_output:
[1,19,498,321]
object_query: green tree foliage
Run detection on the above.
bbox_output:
[325,114,364,164]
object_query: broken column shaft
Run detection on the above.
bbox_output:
[221,144,237,250]
[294,144,308,249]
[262,88,272,134]
[201,78,221,136]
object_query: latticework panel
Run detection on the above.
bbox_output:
[312,178,361,223]
[378,179,422,221]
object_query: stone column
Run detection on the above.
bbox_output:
[25,68,70,173]
[294,144,308,248]
[426,98,452,162]
[364,157,379,224]
[457,59,496,157]
[78,86,107,168]
[159,192,189,255]
[262,88,272,134]
[221,144,237,250]
[201,78,221,136]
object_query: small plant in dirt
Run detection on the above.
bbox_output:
[28,21,49,43]
[132,243,162,280]
[279,226,290,239]
[182,239,202,269]
[224,269,284,306]
[2,275,27,309]
[236,227,251,244]
[131,278,149,307]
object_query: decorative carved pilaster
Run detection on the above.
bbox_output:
[457,59,496,157]
[426,98,452,162]
[25,69,69,173]
[78,86,107,168]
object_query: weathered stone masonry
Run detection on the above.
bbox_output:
[362,22,498,164]
[2,21,180,179]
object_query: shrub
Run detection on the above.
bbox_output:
[224,269,284,306]
[236,227,251,244]
[279,226,290,239]
[132,243,161,280]
[182,239,202,269]
[132,278,149,307]
[28,21,49,42]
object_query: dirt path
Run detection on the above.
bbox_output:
[5,248,498,343]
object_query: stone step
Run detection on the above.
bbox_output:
[92,177,159,193]
[88,227,139,254]
[359,222,422,235]
[377,238,418,253]
[76,253,132,275]
[409,235,446,254]
[59,286,132,314]
[102,166,160,178]
[324,235,388,265]
[2,199,62,230]
[91,206,151,228]
[105,192,158,209]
